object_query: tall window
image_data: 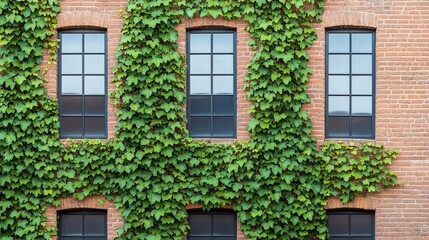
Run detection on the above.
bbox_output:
[59,30,107,138]
[186,30,236,138]
[58,210,107,240]
[326,30,375,138]
[187,211,236,240]
[328,210,375,240]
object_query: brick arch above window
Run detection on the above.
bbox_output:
[57,12,109,29]
[322,11,378,29]
[45,195,124,240]
[325,196,378,210]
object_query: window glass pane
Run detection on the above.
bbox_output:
[84,96,105,115]
[190,55,211,74]
[352,55,372,74]
[328,76,349,95]
[213,96,234,115]
[61,117,83,137]
[213,55,233,74]
[189,117,211,137]
[84,55,105,74]
[190,76,211,95]
[84,215,106,235]
[190,96,211,115]
[328,55,349,74]
[352,34,372,53]
[352,96,372,115]
[328,96,349,115]
[62,55,82,74]
[189,238,211,240]
[61,96,83,115]
[84,76,105,95]
[213,117,234,137]
[352,76,372,95]
[213,215,235,235]
[213,34,233,53]
[351,117,372,138]
[61,34,82,53]
[85,238,106,240]
[213,76,233,95]
[350,214,372,234]
[61,238,83,240]
[328,214,349,235]
[61,215,83,235]
[190,34,211,53]
[213,238,235,240]
[85,34,105,53]
[189,215,211,234]
[328,238,349,240]
[350,238,372,240]
[327,117,349,137]
[329,34,349,53]
[62,76,82,95]
[84,117,105,137]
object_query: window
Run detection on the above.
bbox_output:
[188,211,236,240]
[326,30,375,138]
[328,210,375,240]
[58,210,107,240]
[186,30,237,138]
[58,30,107,138]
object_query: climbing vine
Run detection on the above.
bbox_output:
[0,0,398,239]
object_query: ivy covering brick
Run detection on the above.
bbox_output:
[0,0,398,239]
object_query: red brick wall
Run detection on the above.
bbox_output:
[307,0,429,239]
[41,0,429,239]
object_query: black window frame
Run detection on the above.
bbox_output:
[186,29,237,138]
[58,209,107,240]
[327,210,375,240]
[325,29,376,139]
[187,210,237,240]
[58,29,108,139]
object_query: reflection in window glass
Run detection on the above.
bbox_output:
[328,211,374,240]
[326,30,375,138]
[59,210,107,239]
[59,31,107,138]
[187,30,236,138]
[188,211,236,239]
[85,34,105,53]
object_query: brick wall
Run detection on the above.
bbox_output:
[41,0,429,239]
[307,0,429,239]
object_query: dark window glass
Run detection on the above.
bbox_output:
[326,30,375,138]
[58,210,107,240]
[328,211,374,240]
[59,30,107,138]
[187,30,236,138]
[188,211,236,240]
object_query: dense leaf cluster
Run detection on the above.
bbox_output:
[0,0,398,239]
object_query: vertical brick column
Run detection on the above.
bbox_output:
[176,17,255,142]
[41,0,128,139]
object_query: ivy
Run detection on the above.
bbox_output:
[0,0,398,239]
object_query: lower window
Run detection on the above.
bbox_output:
[188,210,236,240]
[58,210,107,240]
[328,210,374,240]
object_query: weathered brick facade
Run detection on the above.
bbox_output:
[42,0,429,239]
